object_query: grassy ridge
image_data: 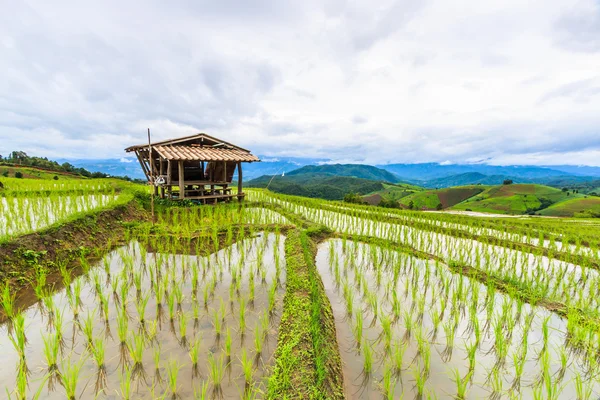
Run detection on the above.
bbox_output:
[452,184,585,214]
[539,197,600,217]
[398,185,485,209]
[267,227,344,399]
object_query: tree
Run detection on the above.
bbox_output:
[15,171,23,178]
[436,203,443,210]
[503,179,513,185]
[408,200,415,210]
[53,175,59,180]
[343,192,364,204]
[561,187,568,192]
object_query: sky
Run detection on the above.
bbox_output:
[1,0,599,166]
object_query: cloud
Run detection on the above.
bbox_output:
[0,0,600,167]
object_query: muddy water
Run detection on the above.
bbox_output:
[0,232,286,399]
[317,239,600,399]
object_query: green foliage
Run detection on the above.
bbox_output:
[343,192,365,204]
[249,175,384,200]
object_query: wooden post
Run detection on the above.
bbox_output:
[147,128,155,223]
[159,159,165,199]
[178,160,185,200]
[237,162,243,201]
[166,160,172,199]
[134,150,150,181]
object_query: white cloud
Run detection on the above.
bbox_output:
[0,0,599,166]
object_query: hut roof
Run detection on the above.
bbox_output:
[154,145,259,162]
[125,133,259,162]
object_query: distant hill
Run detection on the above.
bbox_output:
[247,174,385,200]
[423,172,529,188]
[398,186,486,210]
[378,163,571,183]
[287,164,400,182]
[538,197,600,217]
[452,184,584,215]
[362,183,423,205]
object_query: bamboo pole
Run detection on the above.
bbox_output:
[147,128,155,223]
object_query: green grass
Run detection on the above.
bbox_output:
[0,165,81,181]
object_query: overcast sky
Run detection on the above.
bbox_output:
[1,0,599,165]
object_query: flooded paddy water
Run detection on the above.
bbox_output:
[317,239,600,399]
[0,232,286,399]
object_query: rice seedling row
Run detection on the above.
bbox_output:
[0,229,286,398]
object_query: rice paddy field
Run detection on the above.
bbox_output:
[2,182,600,399]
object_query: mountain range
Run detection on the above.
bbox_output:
[60,157,600,189]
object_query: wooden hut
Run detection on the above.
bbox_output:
[125,133,259,202]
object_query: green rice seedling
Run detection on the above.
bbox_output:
[213,308,223,343]
[379,314,393,352]
[353,306,363,350]
[556,346,568,382]
[119,363,134,400]
[80,310,95,349]
[195,381,209,399]
[135,292,150,329]
[574,372,593,400]
[208,353,226,398]
[167,359,182,398]
[42,293,56,330]
[240,348,253,389]
[451,368,472,400]
[442,319,455,362]
[189,336,202,379]
[402,310,413,342]
[174,282,184,312]
[167,289,177,334]
[464,340,477,376]
[6,361,46,400]
[224,327,232,363]
[128,331,147,383]
[268,281,277,316]
[116,307,129,367]
[254,322,264,363]
[133,270,143,298]
[203,285,210,309]
[413,365,426,400]
[488,367,503,400]
[392,340,406,376]
[61,355,87,400]
[249,277,255,307]
[375,361,395,400]
[2,283,16,322]
[91,337,107,394]
[179,312,189,348]
[153,344,163,384]
[53,306,65,351]
[239,296,247,337]
[41,331,61,391]
[9,313,27,369]
[363,338,373,378]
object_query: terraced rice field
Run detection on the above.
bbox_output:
[1,185,600,399]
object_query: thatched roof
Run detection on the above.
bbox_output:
[154,145,259,162]
[125,133,259,163]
